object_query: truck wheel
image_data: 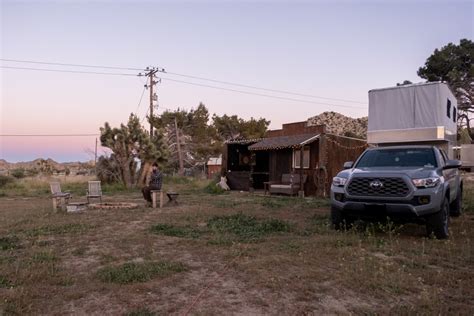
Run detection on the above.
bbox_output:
[426,198,450,239]
[331,206,351,230]
[450,188,462,217]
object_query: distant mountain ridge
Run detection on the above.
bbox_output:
[307,111,368,139]
[0,158,94,174]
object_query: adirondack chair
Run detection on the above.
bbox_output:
[50,182,72,211]
[87,181,102,204]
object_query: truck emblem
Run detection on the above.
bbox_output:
[369,180,384,189]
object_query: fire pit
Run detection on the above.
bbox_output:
[88,202,138,210]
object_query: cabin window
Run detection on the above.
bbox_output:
[453,106,457,122]
[293,147,310,169]
[447,99,451,118]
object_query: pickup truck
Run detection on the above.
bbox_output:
[330,146,462,239]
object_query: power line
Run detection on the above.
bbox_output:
[0,58,143,71]
[165,71,366,104]
[135,86,147,115]
[0,66,137,77]
[160,77,367,109]
[2,58,366,104]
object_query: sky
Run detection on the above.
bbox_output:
[1,0,473,162]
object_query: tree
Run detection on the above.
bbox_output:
[212,114,270,141]
[99,113,167,188]
[418,39,474,139]
[396,80,413,86]
[150,103,220,175]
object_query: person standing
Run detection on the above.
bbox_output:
[142,162,163,205]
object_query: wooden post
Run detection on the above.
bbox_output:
[299,146,304,197]
[249,152,255,192]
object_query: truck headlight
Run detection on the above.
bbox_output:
[332,177,348,187]
[412,177,440,188]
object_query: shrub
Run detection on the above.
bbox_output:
[204,182,226,195]
[10,169,26,179]
[0,175,14,188]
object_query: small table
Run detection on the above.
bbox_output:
[166,192,179,205]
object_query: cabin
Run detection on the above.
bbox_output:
[222,121,367,197]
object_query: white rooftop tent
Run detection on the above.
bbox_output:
[368,82,457,157]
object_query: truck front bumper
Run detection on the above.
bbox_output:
[330,185,444,218]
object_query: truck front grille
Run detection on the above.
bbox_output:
[347,177,410,197]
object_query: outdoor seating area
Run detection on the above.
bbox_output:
[49,181,180,212]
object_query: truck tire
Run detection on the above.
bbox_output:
[426,198,450,239]
[450,188,462,217]
[331,206,351,230]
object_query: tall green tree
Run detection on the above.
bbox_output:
[100,113,167,188]
[418,39,474,138]
[212,114,270,141]
[150,103,220,175]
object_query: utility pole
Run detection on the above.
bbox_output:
[139,67,164,137]
[94,138,98,175]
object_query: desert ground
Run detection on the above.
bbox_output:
[1,176,473,315]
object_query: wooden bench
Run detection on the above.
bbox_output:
[151,190,164,208]
[267,174,307,196]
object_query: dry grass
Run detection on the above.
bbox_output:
[0,177,473,315]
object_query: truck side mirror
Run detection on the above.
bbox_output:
[443,159,462,170]
[343,161,354,169]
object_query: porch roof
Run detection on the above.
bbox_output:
[248,133,320,151]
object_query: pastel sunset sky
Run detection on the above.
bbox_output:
[1,0,473,162]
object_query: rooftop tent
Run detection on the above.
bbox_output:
[368,82,457,144]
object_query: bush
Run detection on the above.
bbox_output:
[0,175,14,188]
[10,169,26,179]
[204,181,226,195]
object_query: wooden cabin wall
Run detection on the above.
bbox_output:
[319,134,367,196]
[266,122,326,138]
[269,149,292,182]
[289,141,319,196]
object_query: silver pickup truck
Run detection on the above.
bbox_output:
[330,146,463,239]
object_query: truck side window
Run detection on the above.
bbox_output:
[447,99,451,118]
[453,106,456,122]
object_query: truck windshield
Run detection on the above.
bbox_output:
[356,148,437,168]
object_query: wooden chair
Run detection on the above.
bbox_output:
[87,181,102,204]
[50,182,72,211]
[151,190,164,209]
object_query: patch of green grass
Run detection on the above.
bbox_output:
[26,223,92,237]
[97,261,187,284]
[31,251,57,263]
[207,213,292,242]
[0,235,20,250]
[0,275,13,288]
[163,175,193,185]
[463,183,474,214]
[125,308,157,316]
[149,224,202,238]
